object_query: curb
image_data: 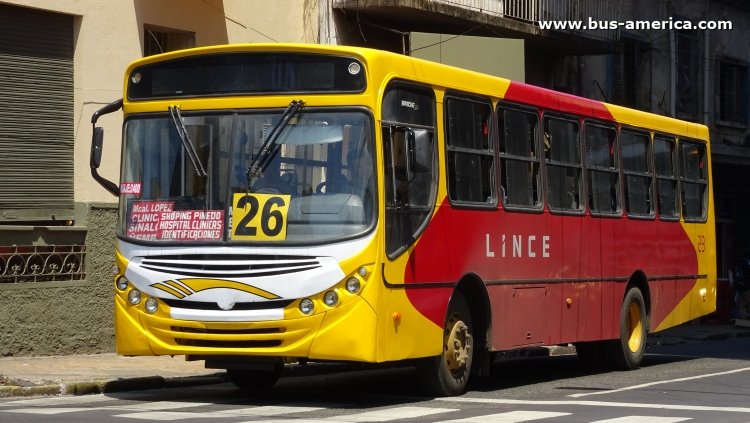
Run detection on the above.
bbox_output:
[0,373,226,398]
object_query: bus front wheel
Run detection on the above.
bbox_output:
[417,292,474,396]
[226,364,283,390]
[606,286,647,370]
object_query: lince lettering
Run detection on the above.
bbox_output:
[485,233,550,258]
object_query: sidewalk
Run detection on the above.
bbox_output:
[0,354,225,397]
[1,321,749,398]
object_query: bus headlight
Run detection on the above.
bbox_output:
[324,290,339,307]
[346,277,361,294]
[145,297,158,314]
[116,276,129,291]
[128,289,142,305]
[299,298,314,315]
[358,266,368,277]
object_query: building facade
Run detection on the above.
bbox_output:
[1,0,746,356]
[0,0,320,356]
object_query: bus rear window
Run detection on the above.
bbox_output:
[128,52,366,100]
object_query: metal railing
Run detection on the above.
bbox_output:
[432,0,619,40]
[536,0,619,41]
[0,245,86,283]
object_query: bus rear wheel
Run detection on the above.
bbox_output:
[226,364,283,390]
[606,286,647,370]
[417,292,474,396]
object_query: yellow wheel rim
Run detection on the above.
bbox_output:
[444,316,472,375]
[627,301,643,352]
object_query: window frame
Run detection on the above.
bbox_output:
[653,134,681,221]
[620,127,655,219]
[583,120,621,217]
[679,139,709,223]
[497,102,543,212]
[717,58,749,126]
[381,80,438,258]
[542,113,585,215]
[443,92,497,208]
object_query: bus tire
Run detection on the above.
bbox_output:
[606,286,647,370]
[226,364,283,390]
[417,292,473,396]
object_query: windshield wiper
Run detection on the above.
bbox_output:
[246,99,305,190]
[169,105,208,178]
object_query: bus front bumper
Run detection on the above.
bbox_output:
[114,293,379,363]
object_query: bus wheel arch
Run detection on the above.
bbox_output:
[416,275,490,396]
[454,275,492,377]
[606,272,650,370]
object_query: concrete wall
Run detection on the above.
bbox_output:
[0,205,117,356]
[410,33,525,82]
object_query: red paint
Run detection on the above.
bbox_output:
[403,199,697,349]
[503,82,615,121]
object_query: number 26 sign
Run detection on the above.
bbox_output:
[231,193,291,241]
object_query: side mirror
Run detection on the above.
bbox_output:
[90,127,104,169]
[90,99,123,197]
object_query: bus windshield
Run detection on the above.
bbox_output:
[119,109,376,244]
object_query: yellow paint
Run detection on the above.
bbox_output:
[150,282,186,299]
[164,280,192,296]
[177,278,281,300]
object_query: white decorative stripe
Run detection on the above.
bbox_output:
[170,307,284,322]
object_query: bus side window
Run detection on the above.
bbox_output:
[445,95,494,205]
[584,122,619,214]
[621,130,653,216]
[679,140,708,221]
[654,136,679,220]
[498,106,540,209]
[544,116,582,212]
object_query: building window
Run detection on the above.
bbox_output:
[676,29,700,120]
[544,116,583,213]
[584,122,619,214]
[718,60,748,125]
[144,25,195,56]
[499,106,541,209]
[445,95,494,205]
[615,38,651,111]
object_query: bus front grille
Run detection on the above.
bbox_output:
[137,254,322,278]
[174,338,282,348]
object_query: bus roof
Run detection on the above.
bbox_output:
[126,43,709,142]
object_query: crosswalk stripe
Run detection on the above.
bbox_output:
[114,411,215,420]
[112,405,330,421]
[590,417,692,423]
[236,407,458,423]
[214,405,327,417]
[327,406,457,422]
[436,396,750,413]
[436,410,572,422]
[5,407,92,415]
[109,401,214,411]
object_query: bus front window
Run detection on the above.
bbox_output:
[120,110,376,244]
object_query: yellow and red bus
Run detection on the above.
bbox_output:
[90,43,716,396]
